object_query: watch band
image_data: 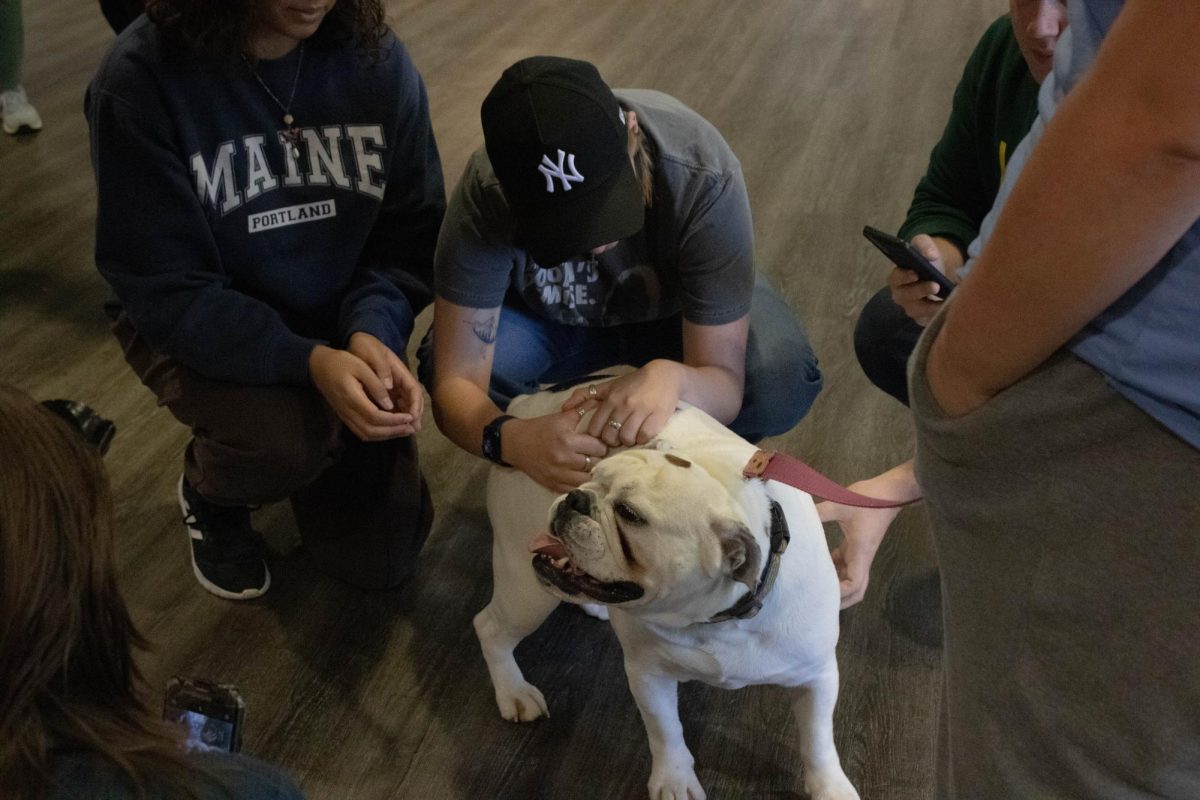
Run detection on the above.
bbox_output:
[483,414,515,467]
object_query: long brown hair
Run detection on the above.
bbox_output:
[0,385,206,799]
[145,0,388,63]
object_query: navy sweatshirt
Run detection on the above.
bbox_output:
[86,18,445,386]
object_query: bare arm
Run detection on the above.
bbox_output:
[930,0,1200,416]
[679,314,750,423]
[429,296,503,455]
[430,297,607,491]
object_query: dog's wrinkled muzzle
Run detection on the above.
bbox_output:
[531,502,644,605]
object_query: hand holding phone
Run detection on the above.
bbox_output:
[163,676,245,753]
[862,225,956,299]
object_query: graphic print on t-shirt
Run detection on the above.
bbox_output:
[518,250,664,327]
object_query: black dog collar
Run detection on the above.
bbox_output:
[706,499,790,624]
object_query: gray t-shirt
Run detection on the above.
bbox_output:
[434,89,754,327]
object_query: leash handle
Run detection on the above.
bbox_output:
[743,450,916,509]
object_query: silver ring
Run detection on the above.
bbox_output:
[608,419,622,431]
[583,455,592,470]
[577,407,587,419]
[587,384,599,399]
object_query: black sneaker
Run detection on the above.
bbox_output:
[177,476,271,599]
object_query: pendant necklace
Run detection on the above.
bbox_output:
[243,42,305,159]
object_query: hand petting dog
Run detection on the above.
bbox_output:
[561,360,683,447]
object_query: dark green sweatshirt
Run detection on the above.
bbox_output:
[897,15,1040,255]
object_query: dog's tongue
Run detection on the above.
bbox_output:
[530,532,568,559]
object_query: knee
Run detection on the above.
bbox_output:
[735,340,823,441]
[190,390,340,503]
[853,288,918,406]
[853,288,898,371]
[487,350,544,410]
[754,351,823,437]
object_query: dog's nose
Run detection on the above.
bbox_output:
[563,489,593,517]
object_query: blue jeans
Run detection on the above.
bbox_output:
[418,277,821,442]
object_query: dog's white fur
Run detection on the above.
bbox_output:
[476,384,859,800]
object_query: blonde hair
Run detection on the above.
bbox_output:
[630,127,655,208]
[0,385,208,799]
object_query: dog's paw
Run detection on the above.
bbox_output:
[804,768,860,800]
[647,762,705,800]
[579,602,610,621]
[494,680,549,723]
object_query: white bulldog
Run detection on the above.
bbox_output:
[476,385,860,800]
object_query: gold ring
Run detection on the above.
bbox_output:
[608,420,622,431]
[584,455,592,470]
[587,384,599,399]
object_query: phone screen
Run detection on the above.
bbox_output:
[166,707,237,753]
[163,677,244,753]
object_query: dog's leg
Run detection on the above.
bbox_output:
[788,668,859,800]
[626,666,706,800]
[473,532,560,722]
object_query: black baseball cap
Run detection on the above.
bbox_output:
[481,56,645,266]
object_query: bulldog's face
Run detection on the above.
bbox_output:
[531,449,763,620]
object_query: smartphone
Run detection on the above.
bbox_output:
[163,677,245,754]
[862,225,956,299]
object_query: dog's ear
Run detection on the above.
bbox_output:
[714,520,761,590]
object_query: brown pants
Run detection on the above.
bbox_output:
[115,315,433,590]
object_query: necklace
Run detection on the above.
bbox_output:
[243,42,305,159]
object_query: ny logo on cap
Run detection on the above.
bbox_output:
[538,149,585,193]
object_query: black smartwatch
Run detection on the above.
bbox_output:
[482,414,515,467]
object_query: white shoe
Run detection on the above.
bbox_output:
[1,87,43,134]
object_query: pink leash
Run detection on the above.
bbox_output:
[742,450,916,509]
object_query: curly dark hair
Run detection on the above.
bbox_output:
[145,0,387,63]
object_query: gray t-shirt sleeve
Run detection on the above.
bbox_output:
[674,163,755,325]
[433,150,517,309]
[619,88,755,326]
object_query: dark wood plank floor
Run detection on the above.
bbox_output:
[1,1,1004,797]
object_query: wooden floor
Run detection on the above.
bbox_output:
[1,0,1005,797]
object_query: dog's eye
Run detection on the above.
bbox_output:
[614,502,645,525]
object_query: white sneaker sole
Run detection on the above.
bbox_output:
[2,113,42,134]
[177,475,270,600]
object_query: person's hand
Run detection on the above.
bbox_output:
[887,234,951,326]
[818,461,921,608]
[309,344,418,441]
[347,332,424,425]
[504,412,609,493]
[561,360,684,448]
[820,496,903,609]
